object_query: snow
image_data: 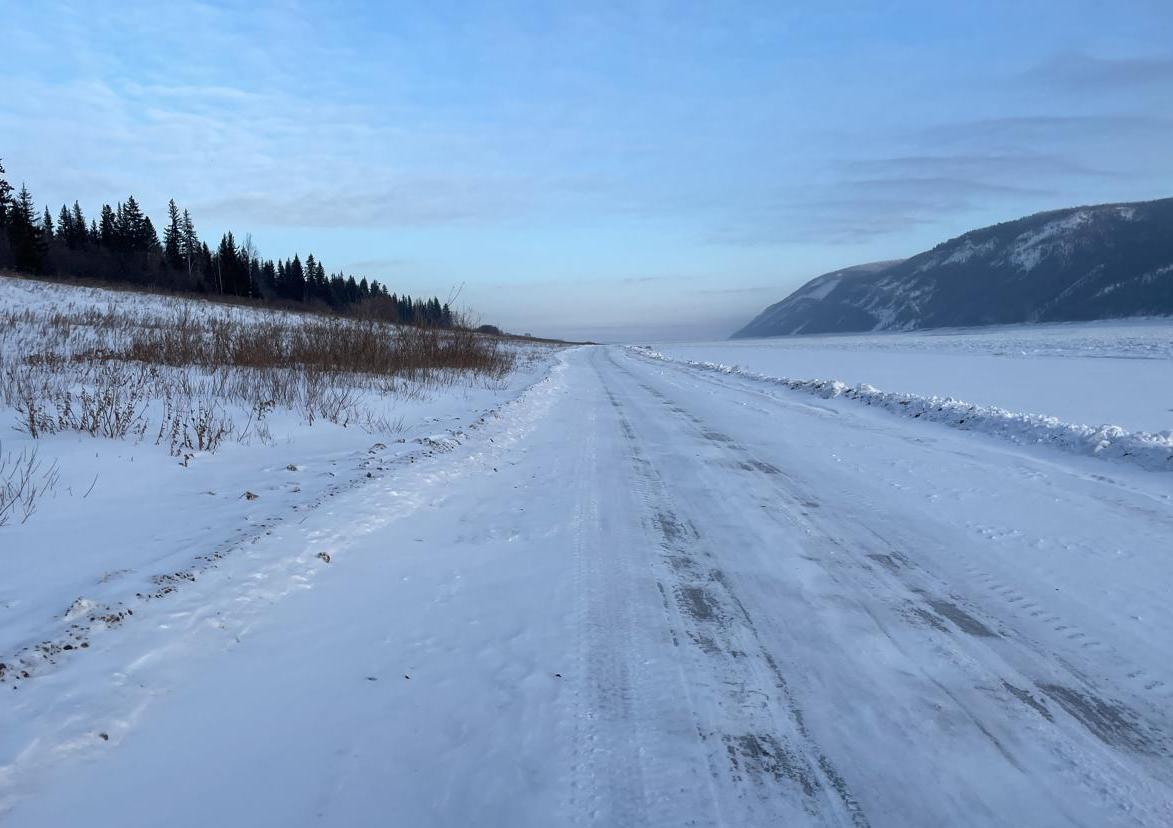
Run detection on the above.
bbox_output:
[798,274,842,302]
[1006,210,1092,272]
[652,319,1173,433]
[914,237,997,272]
[1094,263,1173,298]
[0,275,317,325]
[943,237,997,265]
[631,347,1173,472]
[4,289,1173,825]
[0,277,556,687]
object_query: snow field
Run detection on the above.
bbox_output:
[0,276,557,687]
[641,320,1173,470]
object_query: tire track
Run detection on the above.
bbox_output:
[565,383,651,827]
[607,346,1173,825]
[593,351,871,827]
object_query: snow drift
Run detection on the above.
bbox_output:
[630,347,1173,472]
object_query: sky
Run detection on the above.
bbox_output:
[3,1,1172,341]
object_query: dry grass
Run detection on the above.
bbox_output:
[0,290,517,458]
[119,307,513,379]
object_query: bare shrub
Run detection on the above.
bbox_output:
[10,363,152,439]
[0,442,60,527]
[0,290,524,460]
[160,397,235,456]
[115,313,514,381]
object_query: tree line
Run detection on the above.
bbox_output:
[0,159,455,327]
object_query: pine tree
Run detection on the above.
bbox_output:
[329,274,346,308]
[113,202,126,249]
[140,215,159,253]
[57,205,73,245]
[0,159,13,229]
[10,184,45,272]
[286,254,305,301]
[163,199,183,270]
[71,202,87,247]
[180,209,199,279]
[99,204,117,247]
[215,232,236,294]
[304,254,320,303]
[120,195,147,251]
[0,162,455,326]
[248,258,262,298]
[260,259,277,297]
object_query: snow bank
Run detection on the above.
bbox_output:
[630,347,1173,472]
[0,275,562,688]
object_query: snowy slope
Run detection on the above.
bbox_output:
[4,343,1173,826]
[734,197,1173,337]
[734,260,903,338]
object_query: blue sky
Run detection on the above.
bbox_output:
[3,1,1172,340]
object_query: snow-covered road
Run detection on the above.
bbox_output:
[5,346,1173,826]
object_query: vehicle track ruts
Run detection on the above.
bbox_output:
[593,349,871,826]
[604,346,1173,825]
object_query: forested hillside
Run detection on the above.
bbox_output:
[0,159,454,327]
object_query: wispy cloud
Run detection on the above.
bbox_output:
[6,2,1173,340]
[1025,52,1173,90]
[690,285,778,296]
[195,175,536,229]
[835,152,1115,180]
[706,176,1053,246]
[340,257,414,273]
[919,114,1173,145]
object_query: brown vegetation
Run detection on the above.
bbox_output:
[0,287,518,458]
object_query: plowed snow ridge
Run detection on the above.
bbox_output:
[630,346,1173,472]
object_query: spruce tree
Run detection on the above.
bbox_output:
[57,205,72,244]
[71,202,86,247]
[0,159,12,228]
[120,196,147,251]
[0,162,445,324]
[287,254,305,301]
[180,209,199,279]
[163,199,183,270]
[141,215,159,253]
[99,204,117,247]
[10,184,45,272]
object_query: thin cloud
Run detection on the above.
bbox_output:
[920,114,1172,144]
[341,257,414,273]
[691,285,778,295]
[193,175,536,228]
[836,152,1115,180]
[1025,52,1173,90]
[706,177,1051,246]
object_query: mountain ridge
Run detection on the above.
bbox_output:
[733,197,1173,338]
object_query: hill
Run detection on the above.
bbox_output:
[733,198,1173,337]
